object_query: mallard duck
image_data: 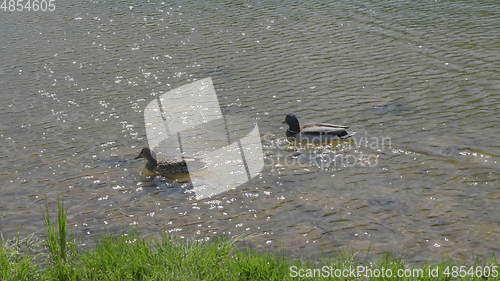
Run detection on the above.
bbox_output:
[283,114,353,142]
[134,147,202,178]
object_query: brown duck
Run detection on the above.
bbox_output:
[134,147,203,179]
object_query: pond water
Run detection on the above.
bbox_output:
[0,0,498,263]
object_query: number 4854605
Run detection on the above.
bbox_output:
[1,0,56,12]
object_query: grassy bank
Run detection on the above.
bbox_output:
[1,202,497,281]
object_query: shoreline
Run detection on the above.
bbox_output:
[1,202,497,280]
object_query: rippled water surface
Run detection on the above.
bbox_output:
[1,0,498,263]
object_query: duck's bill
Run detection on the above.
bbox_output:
[134,155,142,159]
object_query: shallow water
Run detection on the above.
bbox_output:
[0,0,498,263]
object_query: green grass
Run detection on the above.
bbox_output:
[0,202,498,281]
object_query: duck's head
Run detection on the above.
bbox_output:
[135,147,153,160]
[283,114,300,133]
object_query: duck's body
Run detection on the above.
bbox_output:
[284,114,353,143]
[135,148,202,179]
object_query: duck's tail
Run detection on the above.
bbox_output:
[340,132,355,139]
